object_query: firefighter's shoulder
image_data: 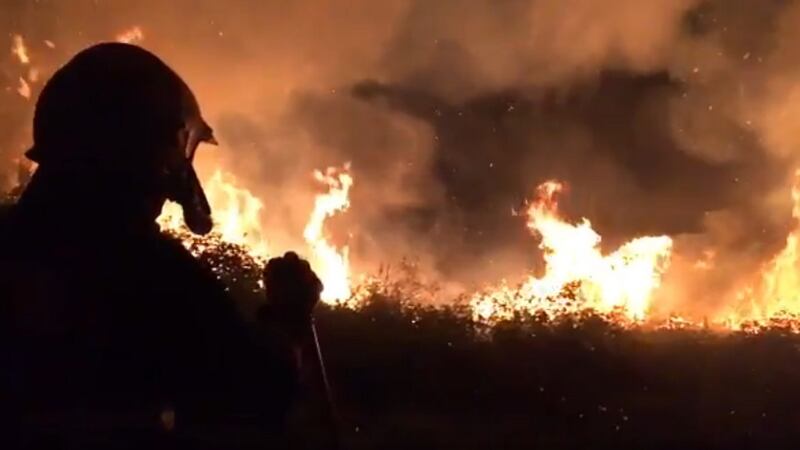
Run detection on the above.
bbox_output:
[0,202,13,226]
[144,231,243,322]
[0,202,19,249]
[149,231,219,284]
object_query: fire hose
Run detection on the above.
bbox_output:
[309,317,342,450]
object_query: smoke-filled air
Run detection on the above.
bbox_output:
[6,0,800,330]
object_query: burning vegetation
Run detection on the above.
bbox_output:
[470,181,672,324]
[150,161,800,334]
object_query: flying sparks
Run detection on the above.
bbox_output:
[27,67,40,83]
[16,77,31,99]
[11,34,29,64]
[8,34,41,100]
[116,26,144,44]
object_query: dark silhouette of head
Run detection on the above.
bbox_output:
[25,42,215,234]
[264,252,324,303]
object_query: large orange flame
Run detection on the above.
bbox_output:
[471,181,673,324]
[725,171,800,330]
[157,164,357,306]
[304,164,354,304]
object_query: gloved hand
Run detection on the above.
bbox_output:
[260,251,323,339]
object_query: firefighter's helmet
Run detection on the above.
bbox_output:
[28,42,215,234]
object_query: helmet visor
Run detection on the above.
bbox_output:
[168,121,216,235]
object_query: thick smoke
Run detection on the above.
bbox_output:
[2,0,800,314]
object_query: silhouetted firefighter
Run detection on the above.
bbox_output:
[0,43,324,449]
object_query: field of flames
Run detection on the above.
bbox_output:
[6,30,800,335]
